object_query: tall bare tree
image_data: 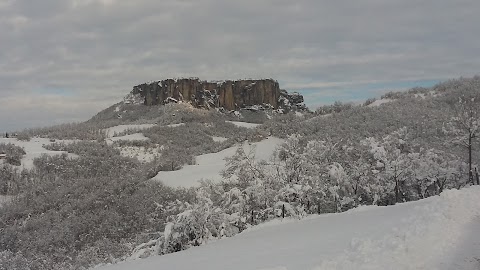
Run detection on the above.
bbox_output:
[444,90,480,184]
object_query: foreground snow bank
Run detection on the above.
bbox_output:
[315,187,480,270]
[96,187,480,270]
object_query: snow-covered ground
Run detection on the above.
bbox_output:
[166,123,185,128]
[117,146,159,163]
[414,93,426,99]
[105,123,186,138]
[367,98,393,107]
[104,123,188,162]
[0,138,78,170]
[226,121,262,129]
[305,114,331,123]
[106,133,150,145]
[0,195,14,207]
[153,137,284,188]
[105,123,189,161]
[212,136,228,142]
[295,111,304,117]
[105,124,156,138]
[96,187,480,270]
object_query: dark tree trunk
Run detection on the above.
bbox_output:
[394,179,399,204]
[476,167,480,185]
[469,135,473,184]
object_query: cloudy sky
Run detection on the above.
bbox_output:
[1,0,480,131]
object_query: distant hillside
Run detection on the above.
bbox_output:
[89,78,308,125]
[2,75,480,270]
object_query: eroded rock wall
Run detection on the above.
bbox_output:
[130,78,281,110]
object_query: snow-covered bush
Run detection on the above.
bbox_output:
[17,122,107,140]
[0,140,195,270]
[0,164,31,195]
[0,143,26,166]
[162,188,236,254]
[0,251,34,270]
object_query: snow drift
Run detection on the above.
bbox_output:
[96,186,480,270]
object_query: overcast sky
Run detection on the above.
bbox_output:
[1,0,480,131]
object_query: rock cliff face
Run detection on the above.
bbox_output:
[128,78,285,111]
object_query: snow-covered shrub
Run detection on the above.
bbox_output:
[0,143,26,166]
[0,251,31,270]
[0,164,31,195]
[15,133,31,141]
[0,140,195,269]
[17,122,107,140]
[162,188,232,253]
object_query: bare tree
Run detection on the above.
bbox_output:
[444,91,480,184]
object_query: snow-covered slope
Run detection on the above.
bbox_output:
[226,121,262,129]
[153,137,284,188]
[0,138,78,169]
[97,187,480,270]
[104,124,156,138]
[106,133,150,145]
[104,123,185,162]
[367,98,393,107]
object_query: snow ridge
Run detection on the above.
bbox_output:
[314,187,480,270]
[96,187,480,270]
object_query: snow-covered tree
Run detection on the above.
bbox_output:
[444,93,480,184]
[222,146,266,188]
[410,149,468,198]
[163,188,221,253]
[362,128,414,204]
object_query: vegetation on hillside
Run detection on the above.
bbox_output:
[1,76,479,269]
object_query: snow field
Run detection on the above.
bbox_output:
[0,137,78,170]
[104,124,157,138]
[106,133,151,148]
[367,98,393,107]
[96,187,480,270]
[108,133,150,142]
[105,123,186,162]
[117,146,160,163]
[153,137,284,188]
[212,136,228,142]
[314,187,480,270]
[226,121,262,129]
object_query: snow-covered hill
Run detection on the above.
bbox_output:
[96,187,480,270]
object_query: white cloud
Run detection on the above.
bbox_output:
[1,0,480,130]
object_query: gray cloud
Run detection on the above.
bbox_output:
[1,0,480,131]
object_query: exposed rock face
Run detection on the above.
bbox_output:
[278,90,307,112]
[129,78,286,110]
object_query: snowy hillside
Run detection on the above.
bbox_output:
[0,137,78,169]
[153,137,284,188]
[3,77,480,270]
[96,187,480,270]
[367,98,393,107]
[226,121,262,129]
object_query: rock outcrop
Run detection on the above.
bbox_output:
[126,78,306,112]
